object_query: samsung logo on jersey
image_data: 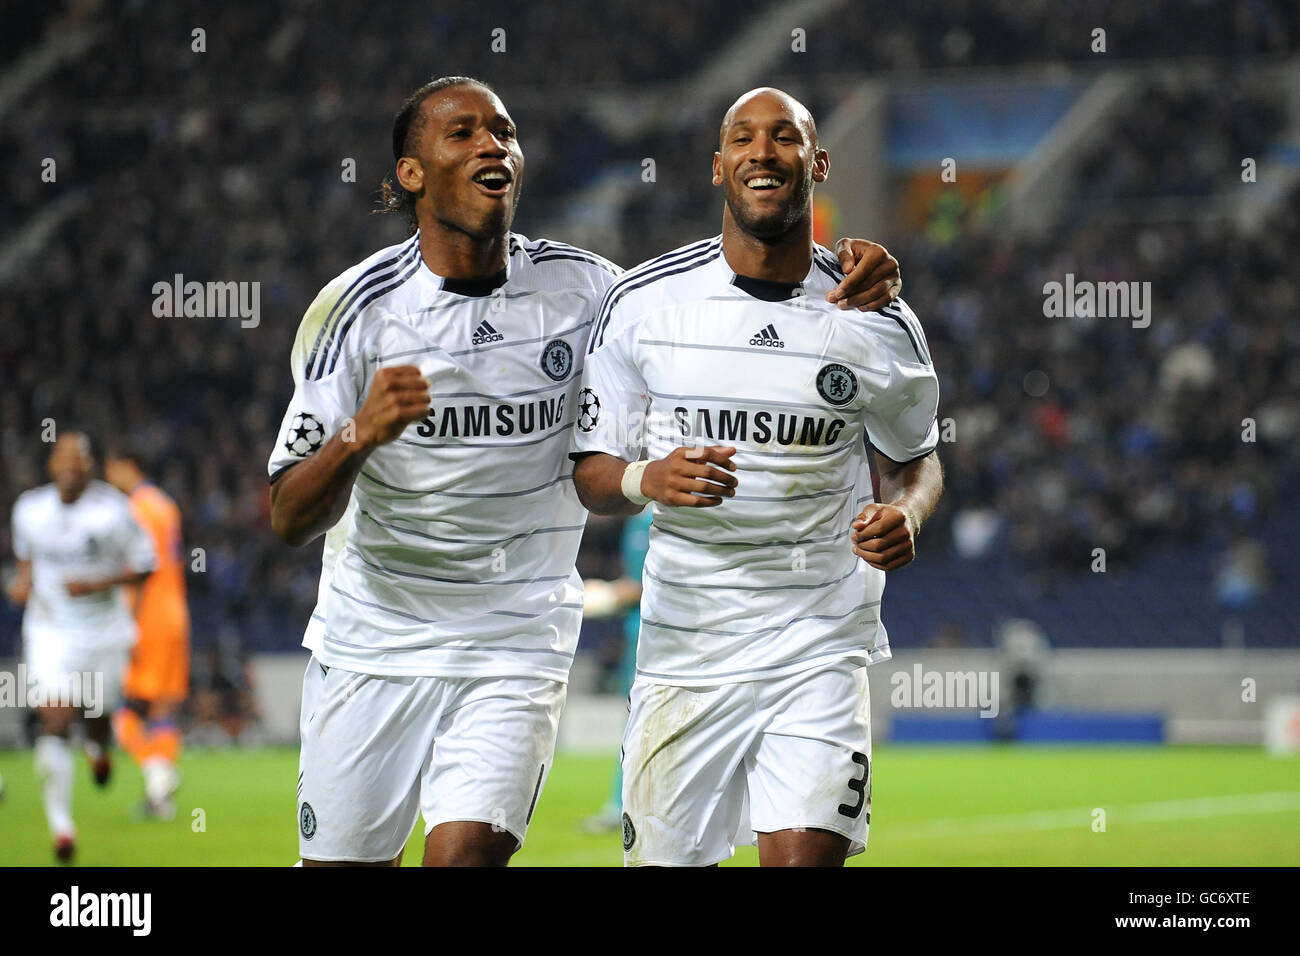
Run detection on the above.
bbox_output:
[416,395,566,438]
[673,406,845,447]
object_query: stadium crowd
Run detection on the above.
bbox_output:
[2,1,1297,667]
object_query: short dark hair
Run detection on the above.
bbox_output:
[105,442,147,470]
[377,76,496,235]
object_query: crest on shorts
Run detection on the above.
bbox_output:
[816,363,858,406]
[541,339,573,382]
[300,801,317,840]
[621,812,636,851]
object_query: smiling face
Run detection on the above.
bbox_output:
[713,88,828,241]
[396,83,524,241]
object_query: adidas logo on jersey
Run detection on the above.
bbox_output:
[749,323,784,348]
[471,319,505,345]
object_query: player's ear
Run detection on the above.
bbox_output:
[395,155,424,194]
[812,148,829,184]
[712,152,723,187]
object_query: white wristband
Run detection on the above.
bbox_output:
[621,459,652,508]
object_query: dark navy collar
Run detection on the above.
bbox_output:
[441,269,508,297]
[731,273,802,302]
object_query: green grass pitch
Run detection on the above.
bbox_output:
[1,745,1297,866]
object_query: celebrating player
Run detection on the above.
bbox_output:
[268,76,904,866]
[6,433,156,862]
[105,447,191,819]
[571,88,944,866]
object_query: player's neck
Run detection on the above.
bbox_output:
[57,486,85,505]
[720,211,812,284]
[417,220,509,280]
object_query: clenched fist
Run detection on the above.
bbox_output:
[355,365,430,448]
[851,503,919,571]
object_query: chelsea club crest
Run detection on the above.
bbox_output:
[541,339,573,382]
[816,363,858,406]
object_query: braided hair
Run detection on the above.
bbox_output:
[376,76,496,235]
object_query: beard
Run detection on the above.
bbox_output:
[433,178,523,241]
[723,169,814,240]
[439,200,514,241]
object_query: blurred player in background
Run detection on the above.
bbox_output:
[5,433,156,862]
[580,507,651,833]
[269,76,900,866]
[572,88,944,866]
[106,447,191,819]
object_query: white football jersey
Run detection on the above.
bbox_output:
[572,237,939,686]
[269,232,621,680]
[299,492,357,656]
[11,480,157,651]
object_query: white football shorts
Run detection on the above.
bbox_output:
[22,627,128,718]
[296,655,566,863]
[621,659,872,866]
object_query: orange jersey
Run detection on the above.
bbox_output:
[127,484,190,644]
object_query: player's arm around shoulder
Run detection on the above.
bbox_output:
[828,238,904,311]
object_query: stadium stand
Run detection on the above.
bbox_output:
[2,1,1297,686]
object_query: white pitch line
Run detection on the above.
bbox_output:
[886,791,1300,840]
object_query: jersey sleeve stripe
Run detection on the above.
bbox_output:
[530,251,621,274]
[305,246,410,378]
[589,239,722,353]
[814,246,845,275]
[524,238,622,275]
[590,237,719,338]
[812,255,842,283]
[306,237,418,379]
[317,249,423,378]
[881,311,927,365]
[268,463,295,485]
[886,300,932,363]
[881,301,931,365]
